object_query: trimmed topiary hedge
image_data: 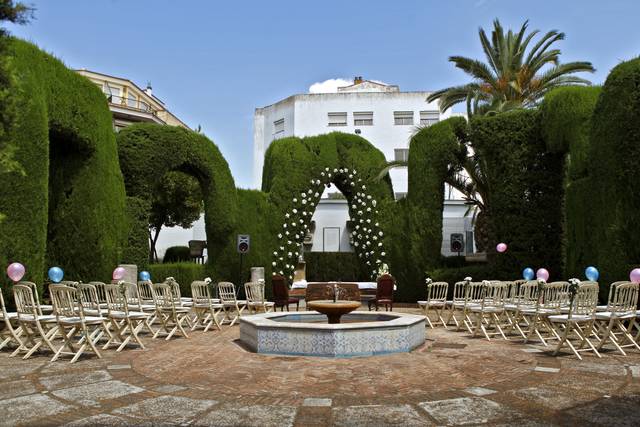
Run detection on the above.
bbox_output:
[121,196,150,269]
[163,246,190,263]
[0,39,127,292]
[583,58,640,295]
[471,110,565,280]
[304,252,370,282]
[148,262,206,297]
[116,124,238,280]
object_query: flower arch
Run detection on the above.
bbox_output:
[272,166,386,280]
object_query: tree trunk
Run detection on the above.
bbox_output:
[148,226,162,263]
[474,210,489,253]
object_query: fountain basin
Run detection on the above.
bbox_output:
[307,300,361,324]
[240,311,426,358]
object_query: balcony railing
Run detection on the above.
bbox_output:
[106,94,158,116]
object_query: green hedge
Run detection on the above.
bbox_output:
[116,124,238,280]
[121,196,150,269]
[471,110,565,280]
[304,252,369,282]
[585,58,640,297]
[0,39,127,294]
[148,262,206,297]
[163,246,190,263]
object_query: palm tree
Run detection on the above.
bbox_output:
[427,19,595,116]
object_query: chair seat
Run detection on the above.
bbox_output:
[470,306,503,313]
[194,302,224,309]
[596,305,609,312]
[417,301,445,307]
[595,311,636,320]
[58,315,105,325]
[521,308,559,315]
[548,314,594,323]
[376,299,393,304]
[158,306,191,313]
[17,314,57,322]
[108,311,149,320]
[248,301,275,307]
[447,301,465,307]
[0,312,18,320]
[39,304,54,313]
[83,308,109,317]
[223,300,246,306]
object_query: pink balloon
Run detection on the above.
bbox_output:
[6,262,25,282]
[496,243,508,253]
[112,267,126,281]
[630,268,640,283]
[536,268,549,282]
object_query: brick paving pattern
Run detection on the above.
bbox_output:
[0,307,638,426]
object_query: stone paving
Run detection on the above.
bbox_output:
[1,307,639,426]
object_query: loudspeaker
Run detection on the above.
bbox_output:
[237,234,250,254]
[450,233,464,253]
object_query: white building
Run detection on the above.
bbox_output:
[254,78,475,257]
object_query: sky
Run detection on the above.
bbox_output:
[7,0,640,188]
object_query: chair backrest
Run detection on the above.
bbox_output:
[426,282,448,302]
[191,281,213,305]
[503,281,517,302]
[50,285,80,319]
[271,275,290,301]
[452,281,466,303]
[59,280,79,288]
[376,274,395,300]
[13,283,38,317]
[89,281,107,303]
[218,282,237,304]
[152,282,178,311]
[607,281,638,313]
[541,282,568,310]
[570,282,599,317]
[17,281,44,315]
[137,280,155,302]
[104,283,133,315]
[463,282,484,306]
[77,283,102,315]
[481,281,508,310]
[515,281,539,308]
[245,282,265,305]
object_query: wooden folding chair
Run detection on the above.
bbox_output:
[522,281,565,346]
[152,282,190,340]
[444,281,466,328]
[418,281,449,328]
[218,282,246,326]
[468,281,509,340]
[12,283,59,359]
[460,281,484,333]
[77,283,117,347]
[595,282,639,355]
[548,282,600,360]
[104,283,149,351]
[245,281,274,314]
[191,281,224,331]
[0,289,27,353]
[49,285,105,363]
[503,280,538,338]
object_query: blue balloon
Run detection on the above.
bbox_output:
[522,267,535,281]
[139,271,151,281]
[48,266,64,283]
[585,266,599,281]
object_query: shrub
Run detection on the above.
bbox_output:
[163,246,190,263]
[148,262,206,297]
[304,252,369,282]
[121,196,150,269]
[0,39,127,294]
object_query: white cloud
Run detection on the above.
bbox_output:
[308,78,353,94]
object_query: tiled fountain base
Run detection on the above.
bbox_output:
[239,311,426,357]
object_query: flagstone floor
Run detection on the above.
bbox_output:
[1,307,639,426]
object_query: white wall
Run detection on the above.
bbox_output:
[310,199,353,252]
[155,214,207,261]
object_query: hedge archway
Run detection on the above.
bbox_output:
[262,132,394,280]
[0,39,127,287]
[116,124,238,272]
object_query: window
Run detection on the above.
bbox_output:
[127,90,138,108]
[353,111,373,126]
[394,111,414,125]
[273,118,285,139]
[420,110,440,126]
[327,112,347,127]
[323,227,341,251]
[394,148,409,162]
[103,83,122,105]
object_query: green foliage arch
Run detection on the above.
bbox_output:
[0,39,127,287]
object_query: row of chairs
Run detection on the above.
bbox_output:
[0,279,273,363]
[418,279,640,360]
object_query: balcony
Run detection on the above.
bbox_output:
[106,94,165,125]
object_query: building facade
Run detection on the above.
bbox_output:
[254,78,475,256]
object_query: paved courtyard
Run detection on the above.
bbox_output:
[1,307,639,426]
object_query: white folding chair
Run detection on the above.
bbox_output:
[50,285,105,363]
[418,281,449,328]
[595,282,639,355]
[104,283,149,351]
[12,283,59,359]
[191,281,223,331]
[152,282,190,340]
[468,281,509,340]
[503,280,538,338]
[245,281,274,314]
[0,289,27,353]
[522,281,565,346]
[460,281,484,333]
[444,281,466,328]
[548,282,600,360]
[218,282,246,326]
